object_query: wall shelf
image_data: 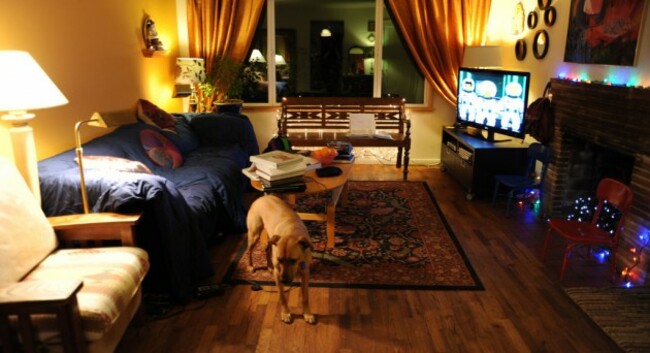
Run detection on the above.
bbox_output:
[141,49,169,58]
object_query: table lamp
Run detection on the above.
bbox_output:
[174,58,205,112]
[74,110,134,213]
[0,51,69,205]
[462,46,503,68]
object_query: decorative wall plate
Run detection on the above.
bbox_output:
[527,11,538,29]
[515,39,527,61]
[533,30,549,59]
[544,6,557,26]
[538,0,551,10]
[512,2,525,35]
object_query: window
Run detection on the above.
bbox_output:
[243,0,426,105]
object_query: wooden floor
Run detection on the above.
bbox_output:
[117,164,622,353]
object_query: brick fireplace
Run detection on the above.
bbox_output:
[541,78,650,285]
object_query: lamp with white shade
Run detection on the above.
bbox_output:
[174,57,206,112]
[0,51,68,205]
[462,46,503,68]
[248,49,266,63]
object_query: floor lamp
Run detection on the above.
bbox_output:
[0,51,69,205]
[75,110,133,213]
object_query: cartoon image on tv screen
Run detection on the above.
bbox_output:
[475,80,498,127]
[500,81,524,131]
[456,71,528,134]
[458,77,478,123]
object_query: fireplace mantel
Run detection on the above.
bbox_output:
[543,78,650,284]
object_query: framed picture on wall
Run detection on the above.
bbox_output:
[563,0,646,66]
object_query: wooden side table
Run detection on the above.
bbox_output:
[251,164,353,249]
[48,212,141,247]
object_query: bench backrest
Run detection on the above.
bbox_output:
[280,97,406,134]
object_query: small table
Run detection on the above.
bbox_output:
[251,163,353,249]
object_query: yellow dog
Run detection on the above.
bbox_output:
[246,194,315,324]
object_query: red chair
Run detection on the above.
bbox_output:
[541,178,634,281]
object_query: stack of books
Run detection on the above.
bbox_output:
[328,141,355,163]
[243,150,321,192]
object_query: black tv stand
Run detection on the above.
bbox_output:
[467,129,511,143]
[441,127,528,200]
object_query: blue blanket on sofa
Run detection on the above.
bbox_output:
[38,112,259,301]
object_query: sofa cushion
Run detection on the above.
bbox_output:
[0,157,57,283]
[137,99,176,132]
[22,247,149,342]
[162,115,200,155]
[140,129,183,168]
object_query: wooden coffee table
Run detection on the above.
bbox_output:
[251,163,353,249]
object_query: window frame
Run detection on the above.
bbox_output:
[243,0,432,110]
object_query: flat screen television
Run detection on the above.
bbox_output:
[456,67,531,142]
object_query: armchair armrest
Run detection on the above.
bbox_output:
[0,280,85,353]
[48,212,141,247]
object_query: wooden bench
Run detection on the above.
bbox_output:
[278,97,411,180]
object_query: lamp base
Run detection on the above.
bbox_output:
[2,112,40,205]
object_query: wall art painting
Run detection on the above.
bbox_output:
[564,0,646,66]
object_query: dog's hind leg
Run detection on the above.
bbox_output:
[246,223,263,273]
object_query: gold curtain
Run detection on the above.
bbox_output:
[187,0,265,73]
[386,0,491,106]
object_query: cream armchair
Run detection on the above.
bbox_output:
[0,157,149,353]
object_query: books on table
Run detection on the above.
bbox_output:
[243,152,322,190]
[333,153,356,164]
[249,150,304,169]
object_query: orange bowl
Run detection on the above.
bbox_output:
[312,147,338,165]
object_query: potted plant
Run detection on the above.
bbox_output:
[196,56,265,113]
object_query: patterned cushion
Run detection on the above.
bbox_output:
[136,99,176,132]
[139,129,183,168]
[22,247,149,342]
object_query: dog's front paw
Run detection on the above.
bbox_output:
[304,313,316,324]
[281,312,293,324]
[247,265,256,273]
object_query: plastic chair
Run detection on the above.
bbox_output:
[540,178,634,281]
[492,142,549,215]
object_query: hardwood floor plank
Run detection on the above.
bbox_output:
[117,165,624,353]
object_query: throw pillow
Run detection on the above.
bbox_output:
[137,99,177,132]
[139,130,183,168]
[162,115,200,154]
[76,156,153,174]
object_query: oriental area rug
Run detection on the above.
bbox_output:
[224,181,483,290]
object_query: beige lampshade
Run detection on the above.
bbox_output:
[249,49,266,63]
[462,46,503,68]
[0,51,68,113]
[275,54,287,66]
[175,58,206,84]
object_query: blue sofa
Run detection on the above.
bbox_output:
[38,112,259,301]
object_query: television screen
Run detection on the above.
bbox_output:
[456,67,530,141]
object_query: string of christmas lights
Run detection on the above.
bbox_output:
[621,232,649,288]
